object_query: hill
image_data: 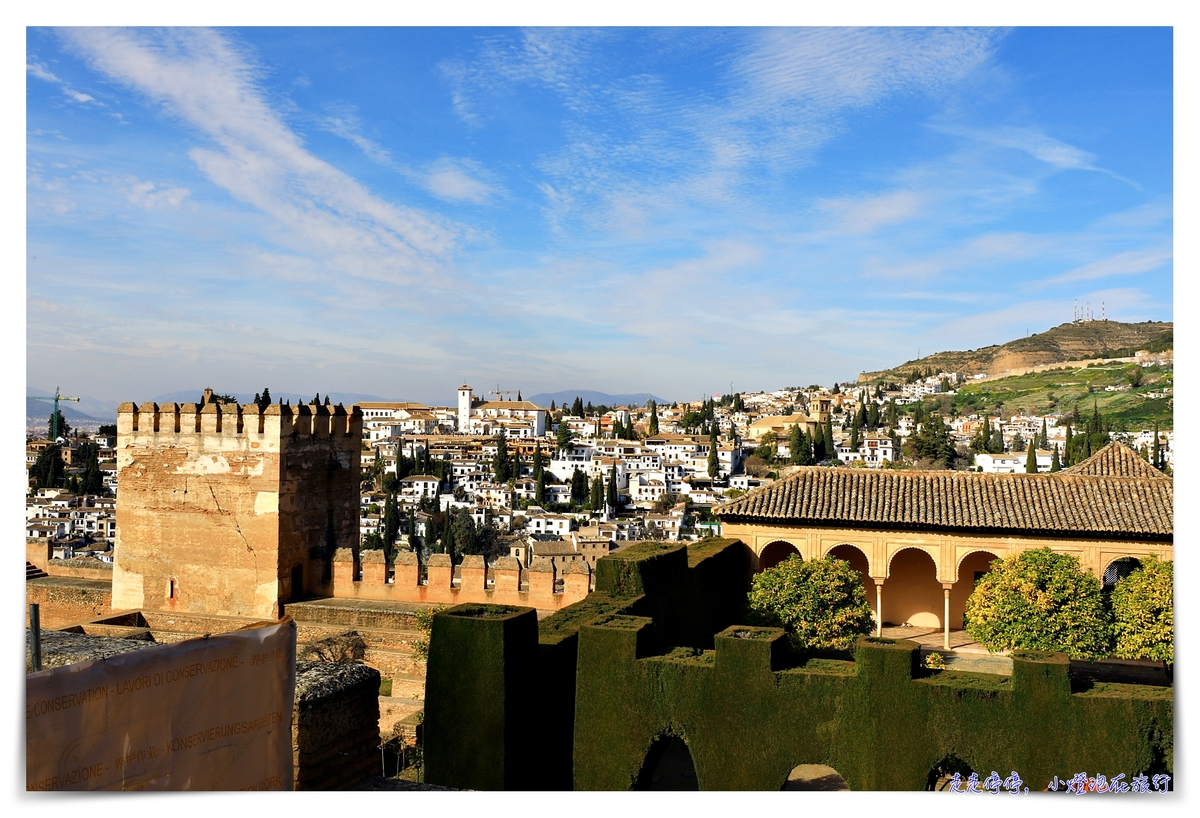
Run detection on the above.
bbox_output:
[921,359,1172,430]
[858,320,1172,383]
[528,390,667,410]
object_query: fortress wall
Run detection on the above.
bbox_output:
[114,401,363,620]
[310,550,590,611]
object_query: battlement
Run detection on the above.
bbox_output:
[116,401,363,441]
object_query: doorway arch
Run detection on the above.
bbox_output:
[950,551,1000,629]
[759,541,801,572]
[1103,557,1142,591]
[884,548,942,628]
[634,734,699,790]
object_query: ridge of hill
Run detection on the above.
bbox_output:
[528,390,667,409]
[858,320,1172,383]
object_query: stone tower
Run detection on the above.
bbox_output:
[457,384,473,433]
[113,400,363,619]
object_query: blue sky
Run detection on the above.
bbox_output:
[26,27,1173,406]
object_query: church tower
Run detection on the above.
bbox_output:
[458,384,473,432]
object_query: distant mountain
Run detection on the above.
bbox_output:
[528,390,668,409]
[857,321,1173,384]
[25,398,106,423]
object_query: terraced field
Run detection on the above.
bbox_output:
[944,362,1173,429]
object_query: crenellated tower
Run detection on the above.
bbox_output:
[114,400,363,619]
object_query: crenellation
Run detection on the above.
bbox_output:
[115,401,363,442]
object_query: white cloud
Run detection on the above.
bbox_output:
[27,61,61,83]
[936,123,1140,188]
[423,158,495,205]
[58,27,462,286]
[817,190,925,234]
[123,177,191,209]
[1047,246,1173,285]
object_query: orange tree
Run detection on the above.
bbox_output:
[746,555,873,651]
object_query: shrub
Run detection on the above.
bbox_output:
[412,604,446,663]
[1111,556,1173,663]
[299,630,367,663]
[964,548,1113,660]
[746,555,873,651]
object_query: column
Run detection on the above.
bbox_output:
[942,586,952,650]
[875,581,884,637]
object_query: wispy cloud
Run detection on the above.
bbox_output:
[122,177,191,209]
[423,157,496,204]
[1046,246,1173,285]
[817,190,926,234]
[936,123,1140,188]
[58,27,462,286]
[28,57,103,106]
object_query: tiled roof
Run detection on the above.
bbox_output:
[1062,440,1169,479]
[715,444,1171,539]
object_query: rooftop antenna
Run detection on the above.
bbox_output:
[1102,301,1106,321]
[1074,299,1078,322]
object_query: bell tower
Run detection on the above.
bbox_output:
[458,384,473,433]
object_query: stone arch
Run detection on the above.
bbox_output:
[781,763,850,791]
[883,547,943,628]
[759,540,801,572]
[949,550,1001,630]
[633,734,698,790]
[826,544,874,619]
[926,753,975,791]
[1102,556,1143,591]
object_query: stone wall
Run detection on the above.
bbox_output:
[293,661,382,791]
[114,401,362,619]
[47,557,114,581]
[26,577,113,629]
[311,550,590,611]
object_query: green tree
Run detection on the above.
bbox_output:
[1050,444,1061,473]
[589,474,604,511]
[606,463,619,510]
[382,493,401,559]
[1110,556,1173,664]
[570,467,588,504]
[707,424,719,477]
[746,556,874,651]
[571,397,584,416]
[964,548,1113,661]
[556,419,574,453]
[757,431,777,464]
[1025,438,1038,474]
[1152,422,1162,471]
[258,387,272,410]
[48,410,71,441]
[30,444,65,489]
[1038,418,1049,449]
[451,507,476,559]
[80,441,104,494]
[849,411,861,451]
[788,422,803,466]
[493,429,511,481]
[823,415,835,461]
[647,401,659,436]
[911,414,955,468]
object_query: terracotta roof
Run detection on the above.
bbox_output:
[715,456,1171,540]
[1062,441,1168,479]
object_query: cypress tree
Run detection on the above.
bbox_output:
[708,424,719,477]
[606,463,618,509]
[550,400,556,411]
[1152,422,1162,471]
[648,401,659,436]
[517,390,522,401]
[824,415,835,461]
[1050,444,1061,472]
[259,387,271,410]
[849,412,861,450]
[1039,418,1049,449]
[535,470,545,505]
[590,474,603,510]
[1065,423,1074,466]
[1025,438,1038,474]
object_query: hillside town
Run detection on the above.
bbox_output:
[30,347,1172,581]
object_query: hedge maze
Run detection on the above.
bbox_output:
[424,539,1173,791]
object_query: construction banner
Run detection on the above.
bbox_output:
[27,619,296,791]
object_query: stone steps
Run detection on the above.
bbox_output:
[26,562,49,580]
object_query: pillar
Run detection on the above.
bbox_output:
[874,580,884,637]
[942,585,952,650]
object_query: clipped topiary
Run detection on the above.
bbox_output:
[964,547,1113,660]
[1111,555,1173,663]
[746,555,873,651]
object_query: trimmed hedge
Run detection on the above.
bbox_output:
[424,540,1173,791]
